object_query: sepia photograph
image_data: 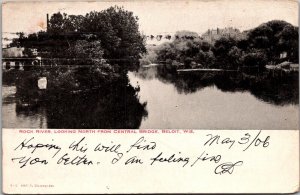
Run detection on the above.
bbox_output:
[2,1,299,194]
[2,0,299,129]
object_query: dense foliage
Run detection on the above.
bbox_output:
[10,6,146,70]
[9,6,146,91]
[148,20,298,70]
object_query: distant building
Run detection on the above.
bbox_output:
[2,47,41,70]
[201,27,245,43]
[145,33,173,45]
[2,47,24,58]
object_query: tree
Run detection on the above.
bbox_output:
[213,37,237,56]
[74,7,146,63]
[48,12,66,33]
[66,40,104,63]
[277,25,298,62]
[200,41,211,52]
[227,46,242,69]
[14,6,146,71]
[156,42,177,62]
[212,37,238,68]
[154,31,215,67]
[195,50,215,68]
[237,38,249,51]
[246,20,297,62]
[23,47,34,57]
[241,50,267,68]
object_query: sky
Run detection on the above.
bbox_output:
[2,0,299,36]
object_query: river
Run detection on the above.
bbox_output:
[2,67,299,129]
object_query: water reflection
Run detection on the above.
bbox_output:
[43,86,148,129]
[135,66,299,106]
[3,70,148,129]
[129,67,298,129]
[2,85,48,128]
[2,66,298,129]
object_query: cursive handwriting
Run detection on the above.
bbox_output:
[14,137,61,158]
[239,131,270,151]
[11,156,48,168]
[214,161,244,175]
[150,152,190,167]
[94,141,123,164]
[10,131,271,174]
[204,134,235,149]
[69,137,88,153]
[191,151,221,167]
[57,153,93,165]
[126,136,156,153]
[204,130,270,151]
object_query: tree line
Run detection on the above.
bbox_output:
[146,20,298,70]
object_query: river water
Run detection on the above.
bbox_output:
[2,67,299,129]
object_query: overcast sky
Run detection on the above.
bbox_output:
[2,0,298,36]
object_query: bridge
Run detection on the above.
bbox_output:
[2,57,42,70]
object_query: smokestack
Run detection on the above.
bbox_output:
[46,14,49,31]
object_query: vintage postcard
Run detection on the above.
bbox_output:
[2,0,299,194]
